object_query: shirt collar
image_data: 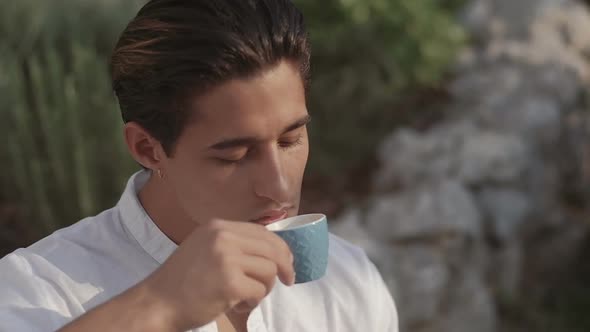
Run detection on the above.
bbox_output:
[117,169,177,265]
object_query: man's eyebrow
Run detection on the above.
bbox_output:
[282,114,311,134]
[208,114,311,151]
[209,136,261,150]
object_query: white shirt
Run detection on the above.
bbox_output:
[0,170,398,332]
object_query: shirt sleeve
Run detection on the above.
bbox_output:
[0,253,73,332]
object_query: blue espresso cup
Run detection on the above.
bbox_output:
[266,214,329,284]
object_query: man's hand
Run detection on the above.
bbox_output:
[144,219,295,330]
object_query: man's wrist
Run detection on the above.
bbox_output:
[124,280,181,332]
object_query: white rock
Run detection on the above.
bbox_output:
[459,0,493,40]
[366,180,482,241]
[374,120,481,189]
[490,242,523,296]
[435,268,496,332]
[457,132,529,184]
[374,128,452,189]
[386,245,450,327]
[477,188,531,241]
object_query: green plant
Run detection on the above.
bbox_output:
[0,0,143,235]
[295,0,466,177]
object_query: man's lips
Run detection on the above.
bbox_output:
[250,210,288,226]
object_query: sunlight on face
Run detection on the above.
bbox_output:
[162,61,310,224]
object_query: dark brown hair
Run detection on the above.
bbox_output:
[111,0,311,156]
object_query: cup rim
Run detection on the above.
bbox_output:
[265,213,326,231]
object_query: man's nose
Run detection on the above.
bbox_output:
[252,146,290,204]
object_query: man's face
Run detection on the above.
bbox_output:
[161,61,309,226]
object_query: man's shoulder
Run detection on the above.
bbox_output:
[327,232,375,272]
[0,205,150,309]
[317,232,384,296]
[0,207,126,331]
[20,207,122,257]
[0,206,130,280]
[264,232,397,331]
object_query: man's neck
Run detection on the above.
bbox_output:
[137,173,194,245]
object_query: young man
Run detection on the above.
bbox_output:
[0,0,398,331]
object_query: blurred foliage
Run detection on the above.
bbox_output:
[0,0,465,234]
[296,0,466,176]
[0,0,142,235]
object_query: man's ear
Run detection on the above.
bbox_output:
[123,122,166,171]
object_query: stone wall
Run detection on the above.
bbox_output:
[331,1,590,331]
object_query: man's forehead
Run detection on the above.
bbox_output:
[207,114,311,151]
[185,62,307,134]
